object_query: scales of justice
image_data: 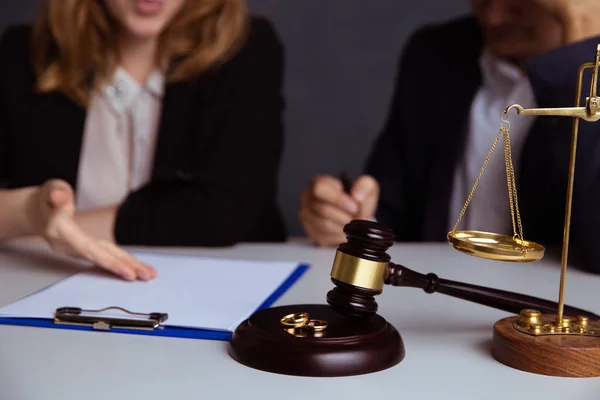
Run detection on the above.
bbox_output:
[228,45,600,378]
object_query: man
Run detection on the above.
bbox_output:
[299,0,600,272]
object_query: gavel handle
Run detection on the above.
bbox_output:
[385,262,599,319]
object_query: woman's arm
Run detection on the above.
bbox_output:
[0,181,155,280]
[113,18,287,246]
[0,186,38,240]
[74,206,118,242]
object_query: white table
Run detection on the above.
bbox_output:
[1,239,599,400]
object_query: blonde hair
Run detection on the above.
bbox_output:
[31,0,249,106]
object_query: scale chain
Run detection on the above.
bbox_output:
[451,112,526,248]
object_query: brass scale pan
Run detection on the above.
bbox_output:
[447,230,544,262]
[446,104,547,263]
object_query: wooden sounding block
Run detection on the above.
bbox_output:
[228,304,404,377]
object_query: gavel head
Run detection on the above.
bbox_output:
[326,220,395,317]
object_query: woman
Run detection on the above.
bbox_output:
[0,0,287,280]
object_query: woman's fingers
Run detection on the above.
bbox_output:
[51,217,154,281]
[97,240,157,281]
[38,179,155,282]
[80,239,137,281]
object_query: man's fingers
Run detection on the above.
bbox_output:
[351,175,380,219]
[351,175,379,202]
[310,229,346,247]
[310,200,355,226]
[311,175,359,215]
[300,206,347,237]
[300,174,380,247]
[299,183,354,233]
[301,215,346,247]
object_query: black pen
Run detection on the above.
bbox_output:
[340,171,361,219]
[340,171,353,194]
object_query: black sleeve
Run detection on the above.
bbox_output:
[0,29,13,184]
[364,29,430,241]
[114,18,286,246]
[521,36,600,272]
[0,76,5,185]
[0,25,33,187]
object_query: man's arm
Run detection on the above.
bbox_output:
[521,35,600,272]
[364,29,429,241]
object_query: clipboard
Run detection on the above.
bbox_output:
[0,255,310,341]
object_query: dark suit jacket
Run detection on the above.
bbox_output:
[366,16,600,272]
[0,17,287,246]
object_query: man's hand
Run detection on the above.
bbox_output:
[299,174,379,247]
[30,179,156,281]
[533,0,600,44]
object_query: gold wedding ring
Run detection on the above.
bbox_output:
[280,312,310,328]
[303,319,328,332]
[280,311,329,337]
[283,327,308,338]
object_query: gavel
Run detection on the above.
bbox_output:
[326,220,599,319]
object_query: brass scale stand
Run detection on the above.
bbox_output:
[447,44,600,377]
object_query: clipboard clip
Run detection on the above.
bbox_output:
[54,306,168,331]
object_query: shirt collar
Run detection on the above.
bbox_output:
[101,66,165,114]
[479,48,525,89]
[146,69,165,97]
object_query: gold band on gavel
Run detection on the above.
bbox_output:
[330,250,388,291]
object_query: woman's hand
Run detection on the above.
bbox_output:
[30,179,156,281]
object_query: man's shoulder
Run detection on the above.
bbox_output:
[405,15,483,60]
[417,15,479,35]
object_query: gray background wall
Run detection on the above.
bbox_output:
[1,1,470,236]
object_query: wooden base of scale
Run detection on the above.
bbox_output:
[492,314,600,377]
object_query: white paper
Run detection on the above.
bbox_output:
[0,252,305,331]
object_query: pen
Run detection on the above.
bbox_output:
[340,171,353,194]
[340,171,361,219]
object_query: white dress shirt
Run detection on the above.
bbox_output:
[76,67,165,211]
[448,49,537,235]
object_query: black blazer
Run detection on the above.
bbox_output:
[366,16,600,272]
[0,17,287,246]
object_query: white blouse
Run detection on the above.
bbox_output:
[75,67,165,211]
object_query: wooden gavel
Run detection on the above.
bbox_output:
[326,220,599,319]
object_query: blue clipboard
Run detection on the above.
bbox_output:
[0,264,310,341]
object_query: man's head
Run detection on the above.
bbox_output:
[470,0,563,64]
